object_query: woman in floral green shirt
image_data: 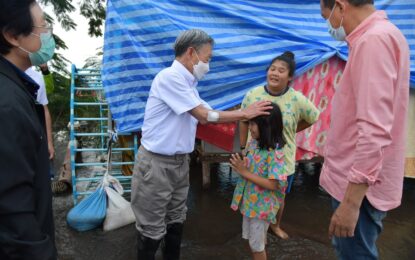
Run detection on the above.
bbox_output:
[230,103,287,260]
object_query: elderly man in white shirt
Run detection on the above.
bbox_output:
[131,29,271,260]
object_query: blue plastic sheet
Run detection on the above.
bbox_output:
[103,0,415,132]
[67,187,107,232]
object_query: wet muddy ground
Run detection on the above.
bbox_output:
[52,136,415,260]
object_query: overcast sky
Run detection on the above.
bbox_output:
[44,5,104,70]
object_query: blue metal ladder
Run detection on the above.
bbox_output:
[69,65,137,205]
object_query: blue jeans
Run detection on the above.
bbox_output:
[331,198,387,260]
[286,174,295,193]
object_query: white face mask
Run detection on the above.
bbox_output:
[326,4,346,41]
[192,51,209,80]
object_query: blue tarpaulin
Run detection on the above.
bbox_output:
[103,0,415,133]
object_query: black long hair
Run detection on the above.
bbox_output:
[267,51,296,77]
[0,0,36,55]
[250,102,285,150]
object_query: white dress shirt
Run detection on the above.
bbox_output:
[141,60,211,155]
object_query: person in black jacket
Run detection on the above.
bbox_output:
[0,1,57,259]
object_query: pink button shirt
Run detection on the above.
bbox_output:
[320,11,410,211]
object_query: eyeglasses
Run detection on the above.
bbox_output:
[33,23,53,34]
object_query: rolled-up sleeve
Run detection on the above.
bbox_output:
[348,35,396,185]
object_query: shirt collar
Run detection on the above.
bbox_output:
[264,85,290,97]
[346,11,388,47]
[172,59,197,87]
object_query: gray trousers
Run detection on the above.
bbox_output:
[131,146,190,240]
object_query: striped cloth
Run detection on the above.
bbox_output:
[103,0,415,133]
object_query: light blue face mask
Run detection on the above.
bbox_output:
[20,32,56,66]
[326,4,346,41]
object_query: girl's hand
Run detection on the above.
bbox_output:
[229,153,248,176]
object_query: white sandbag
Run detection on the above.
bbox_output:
[103,174,124,195]
[103,186,135,232]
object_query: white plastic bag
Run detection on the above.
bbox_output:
[103,186,135,232]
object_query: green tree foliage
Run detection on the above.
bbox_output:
[40,0,105,36]
[79,0,106,37]
[39,0,105,75]
[49,32,71,74]
[40,1,106,129]
[47,71,71,130]
[48,69,106,130]
[83,46,103,69]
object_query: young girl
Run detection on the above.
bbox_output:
[230,103,287,260]
[239,51,320,239]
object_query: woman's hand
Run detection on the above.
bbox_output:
[230,153,249,177]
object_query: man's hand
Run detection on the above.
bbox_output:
[242,100,272,120]
[329,201,360,238]
[328,182,368,239]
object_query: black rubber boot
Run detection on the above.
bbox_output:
[137,231,161,260]
[162,223,184,260]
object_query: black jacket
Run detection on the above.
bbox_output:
[0,57,56,260]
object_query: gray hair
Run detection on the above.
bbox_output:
[174,29,214,57]
[322,0,373,9]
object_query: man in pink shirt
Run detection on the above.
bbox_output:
[319,0,410,259]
